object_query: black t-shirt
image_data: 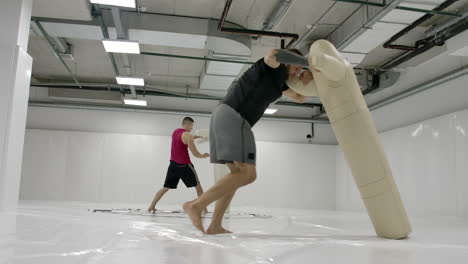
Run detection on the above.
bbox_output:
[221,58,289,127]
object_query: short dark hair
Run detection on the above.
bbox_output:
[182,117,194,125]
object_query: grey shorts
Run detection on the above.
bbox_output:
[210,104,256,165]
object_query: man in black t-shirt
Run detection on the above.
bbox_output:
[184,49,313,234]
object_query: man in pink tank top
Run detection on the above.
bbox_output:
[147,117,209,213]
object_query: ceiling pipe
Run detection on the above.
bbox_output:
[32,83,220,101]
[31,21,71,54]
[28,101,329,124]
[381,15,468,69]
[30,82,322,109]
[261,0,294,31]
[218,0,299,48]
[110,7,137,98]
[140,51,255,64]
[426,9,468,37]
[32,19,82,88]
[94,6,123,93]
[328,0,400,51]
[382,0,460,51]
[335,0,460,16]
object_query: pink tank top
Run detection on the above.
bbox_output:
[170,128,191,164]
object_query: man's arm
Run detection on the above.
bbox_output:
[282,88,307,103]
[264,49,281,69]
[275,49,309,67]
[264,49,310,68]
[183,133,209,158]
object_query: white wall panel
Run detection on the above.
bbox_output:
[455,110,468,217]
[336,108,468,217]
[26,106,337,144]
[20,129,336,210]
[235,142,336,209]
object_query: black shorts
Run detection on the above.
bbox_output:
[163,161,199,189]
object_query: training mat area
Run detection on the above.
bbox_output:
[91,208,272,218]
[2,0,468,263]
[2,202,468,264]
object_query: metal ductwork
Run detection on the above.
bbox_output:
[369,64,468,110]
[30,82,323,110]
[33,10,252,56]
[426,10,468,37]
[33,8,254,96]
[109,7,137,98]
[32,0,93,21]
[360,70,401,95]
[261,0,294,31]
[381,15,468,70]
[383,0,460,51]
[218,0,299,48]
[31,19,82,88]
[28,101,330,124]
[328,0,400,50]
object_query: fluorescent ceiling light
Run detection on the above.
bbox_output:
[264,108,278,115]
[124,99,147,106]
[90,0,136,8]
[102,40,140,54]
[116,76,145,86]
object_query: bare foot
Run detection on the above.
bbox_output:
[147,207,156,214]
[206,225,232,235]
[183,202,205,233]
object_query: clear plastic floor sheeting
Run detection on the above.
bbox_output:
[1,201,468,264]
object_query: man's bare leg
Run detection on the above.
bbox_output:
[206,190,235,234]
[148,187,170,213]
[206,163,238,234]
[194,184,209,214]
[183,162,256,233]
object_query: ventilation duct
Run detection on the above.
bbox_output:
[32,0,93,21]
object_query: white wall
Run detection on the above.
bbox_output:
[367,40,468,134]
[236,141,336,209]
[371,69,468,133]
[337,60,468,217]
[26,106,337,144]
[20,129,336,210]
[336,107,468,217]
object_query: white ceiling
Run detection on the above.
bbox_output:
[27,0,468,119]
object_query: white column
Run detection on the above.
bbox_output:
[0,0,33,211]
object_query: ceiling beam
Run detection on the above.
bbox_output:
[28,101,330,124]
[30,82,323,109]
